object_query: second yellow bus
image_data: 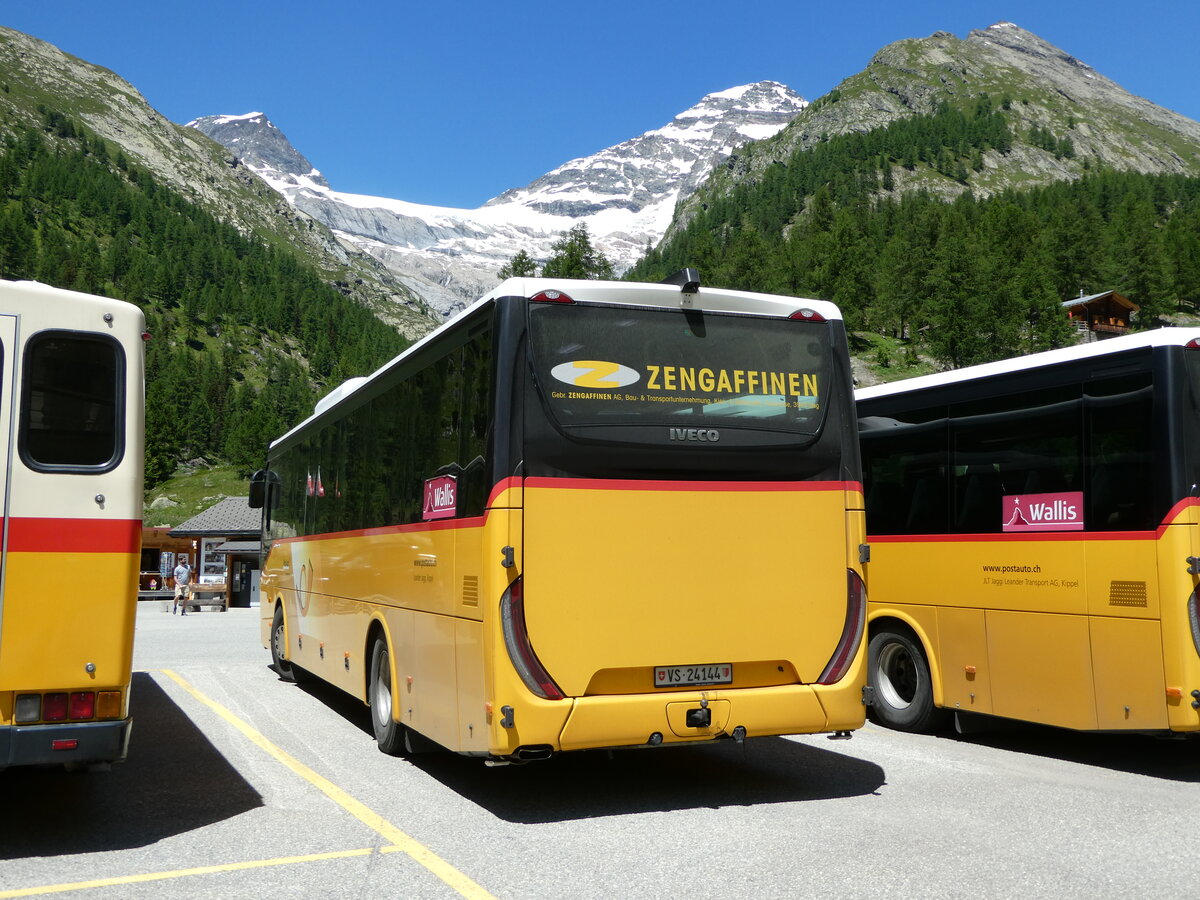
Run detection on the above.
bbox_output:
[253,272,868,762]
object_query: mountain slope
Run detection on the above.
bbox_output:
[188,82,807,316]
[671,22,1200,236]
[0,26,435,337]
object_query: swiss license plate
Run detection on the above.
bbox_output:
[654,663,733,688]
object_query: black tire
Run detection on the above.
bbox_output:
[270,605,298,683]
[868,628,947,733]
[369,636,406,755]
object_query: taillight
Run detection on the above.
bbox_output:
[789,308,826,323]
[817,570,867,684]
[530,290,575,304]
[42,693,68,721]
[500,576,564,700]
[1186,339,1200,350]
[70,692,95,720]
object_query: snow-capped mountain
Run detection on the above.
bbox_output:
[187,82,806,316]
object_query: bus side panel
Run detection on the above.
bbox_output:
[935,606,992,715]
[1089,617,1167,730]
[1085,536,1160,620]
[986,610,1097,730]
[453,619,487,752]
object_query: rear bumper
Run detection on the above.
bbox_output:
[0,719,132,769]
[557,684,864,752]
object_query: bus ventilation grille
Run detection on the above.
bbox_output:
[1109,581,1148,607]
[462,576,480,608]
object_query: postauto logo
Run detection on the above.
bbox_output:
[550,360,640,389]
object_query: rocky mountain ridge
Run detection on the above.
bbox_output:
[0,26,434,337]
[188,82,808,316]
[670,22,1200,237]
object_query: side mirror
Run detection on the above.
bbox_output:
[248,469,278,509]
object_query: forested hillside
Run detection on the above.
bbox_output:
[630,98,1200,368]
[0,107,409,485]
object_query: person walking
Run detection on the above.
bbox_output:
[173,559,193,615]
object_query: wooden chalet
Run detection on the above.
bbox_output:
[1062,290,1139,339]
[165,497,262,609]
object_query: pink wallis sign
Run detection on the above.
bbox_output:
[422,475,458,521]
[1002,491,1084,532]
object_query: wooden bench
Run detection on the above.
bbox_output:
[142,584,229,611]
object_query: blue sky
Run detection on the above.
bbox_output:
[8,2,1199,208]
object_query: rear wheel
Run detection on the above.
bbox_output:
[868,628,946,733]
[369,636,406,755]
[270,605,297,683]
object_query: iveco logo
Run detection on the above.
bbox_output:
[669,427,721,442]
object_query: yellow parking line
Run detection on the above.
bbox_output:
[0,849,374,898]
[160,669,497,900]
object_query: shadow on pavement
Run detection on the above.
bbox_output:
[945,713,1200,782]
[0,672,263,857]
[415,735,885,824]
[278,664,886,823]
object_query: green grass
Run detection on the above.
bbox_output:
[850,331,939,384]
[144,464,248,528]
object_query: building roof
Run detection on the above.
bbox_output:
[1061,290,1139,311]
[213,540,261,554]
[169,496,260,538]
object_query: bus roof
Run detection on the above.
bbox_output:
[274,277,839,448]
[856,327,1200,402]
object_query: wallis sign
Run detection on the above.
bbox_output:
[1002,491,1084,532]
[422,475,457,521]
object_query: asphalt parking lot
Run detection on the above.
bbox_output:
[1,603,1197,899]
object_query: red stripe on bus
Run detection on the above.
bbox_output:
[869,496,1200,544]
[272,476,862,546]
[5,517,142,553]
[523,477,862,493]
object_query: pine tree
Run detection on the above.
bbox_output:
[541,223,614,280]
[497,249,538,279]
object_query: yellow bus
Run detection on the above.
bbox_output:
[252,272,868,763]
[858,328,1200,735]
[0,280,144,770]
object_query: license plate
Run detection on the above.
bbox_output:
[654,663,732,688]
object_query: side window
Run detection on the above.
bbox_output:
[1086,373,1154,531]
[861,406,949,535]
[21,332,123,471]
[950,384,1082,534]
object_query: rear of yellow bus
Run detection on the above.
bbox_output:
[0,283,143,770]
[484,277,866,759]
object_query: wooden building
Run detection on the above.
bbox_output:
[1062,291,1139,340]
[166,497,262,609]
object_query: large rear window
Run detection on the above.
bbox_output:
[529,302,831,436]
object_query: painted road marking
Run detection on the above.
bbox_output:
[0,672,497,899]
[0,849,375,898]
[160,669,497,900]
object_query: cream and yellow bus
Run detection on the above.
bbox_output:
[0,280,144,770]
[858,328,1200,735]
[252,272,868,763]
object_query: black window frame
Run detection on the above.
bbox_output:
[18,328,126,475]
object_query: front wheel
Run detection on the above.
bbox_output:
[369,637,406,755]
[868,628,946,733]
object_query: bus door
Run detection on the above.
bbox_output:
[0,313,16,619]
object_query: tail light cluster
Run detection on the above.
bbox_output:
[500,576,564,700]
[14,691,122,724]
[816,570,867,685]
